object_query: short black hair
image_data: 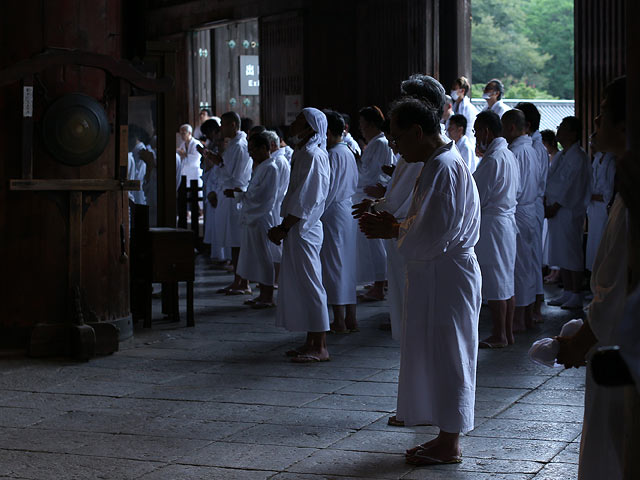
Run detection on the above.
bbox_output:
[248,132,271,151]
[341,113,352,127]
[603,76,626,122]
[129,124,151,145]
[515,102,541,132]
[475,110,502,137]
[487,79,505,100]
[381,118,391,135]
[200,118,220,137]
[359,106,385,129]
[449,114,467,132]
[389,96,440,136]
[324,110,345,137]
[502,109,527,132]
[249,125,266,138]
[200,108,212,116]
[540,129,557,145]
[221,111,241,128]
[560,116,582,140]
[400,74,446,118]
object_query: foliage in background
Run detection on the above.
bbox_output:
[471,0,574,99]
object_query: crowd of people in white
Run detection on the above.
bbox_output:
[125,74,634,477]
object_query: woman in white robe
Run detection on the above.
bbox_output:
[353,106,396,300]
[320,111,359,332]
[234,133,279,305]
[545,118,592,309]
[586,151,616,270]
[360,88,481,465]
[177,124,203,187]
[451,76,478,148]
[269,108,330,363]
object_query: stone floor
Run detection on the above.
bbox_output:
[0,256,587,479]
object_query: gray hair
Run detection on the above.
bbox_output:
[179,124,193,134]
[264,130,280,147]
[400,74,446,117]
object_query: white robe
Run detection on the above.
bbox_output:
[283,145,293,162]
[546,142,592,271]
[343,132,362,157]
[268,148,291,263]
[202,167,224,260]
[586,152,616,270]
[455,135,476,173]
[276,141,330,332]
[373,157,424,340]
[452,96,478,146]
[510,135,540,307]
[130,142,147,204]
[395,142,481,433]
[213,131,252,248]
[473,137,519,301]
[236,158,279,285]
[178,138,203,187]
[531,131,549,295]
[579,195,628,480]
[484,100,511,118]
[543,151,561,265]
[354,132,395,284]
[141,145,158,227]
[320,143,358,305]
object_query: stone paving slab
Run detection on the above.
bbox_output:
[0,259,586,479]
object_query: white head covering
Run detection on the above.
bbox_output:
[302,107,328,153]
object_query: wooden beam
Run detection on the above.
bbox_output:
[9,179,140,191]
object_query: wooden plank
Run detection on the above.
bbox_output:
[69,191,82,290]
[10,179,140,191]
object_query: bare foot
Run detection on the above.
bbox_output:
[406,442,462,464]
[479,335,508,348]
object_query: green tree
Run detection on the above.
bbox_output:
[472,0,550,94]
[524,0,574,99]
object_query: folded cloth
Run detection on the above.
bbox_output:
[528,318,584,367]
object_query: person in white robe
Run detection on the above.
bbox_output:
[341,112,362,157]
[193,107,212,142]
[207,112,253,293]
[263,130,291,276]
[545,116,592,309]
[586,146,616,271]
[540,129,561,282]
[128,125,150,205]
[320,110,359,332]
[228,132,279,307]
[360,82,481,466]
[503,109,541,331]
[473,110,519,348]
[447,114,477,172]
[516,102,548,322]
[482,79,511,118]
[451,76,478,147]
[268,108,330,363]
[353,105,396,301]
[441,94,453,137]
[177,124,203,188]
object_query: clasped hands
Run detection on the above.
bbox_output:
[352,200,399,239]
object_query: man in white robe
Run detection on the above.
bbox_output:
[503,109,540,331]
[447,114,476,172]
[360,79,481,465]
[341,112,362,157]
[128,124,150,205]
[516,102,548,322]
[320,110,359,333]
[545,116,591,309]
[473,110,519,348]
[556,77,631,479]
[451,75,478,147]
[229,133,279,307]
[177,124,203,188]
[586,145,616,271]
[482,79,511,118]
[354,106,396,301]
[264,130,291,275]
[207,112,253,293]
[268,108,330,363]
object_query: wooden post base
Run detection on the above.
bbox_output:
[28,321,119,360]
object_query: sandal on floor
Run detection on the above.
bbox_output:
[217,287,232,294]
[285,349,304,357]
[387,415,404,427]
[291,354,330,363]
[479,340,508,349]
[244,298,259,305]
[226,289,252,295]
[251,301,275,309]
[406,449,462,466]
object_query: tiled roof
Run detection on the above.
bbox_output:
[470,99,575,132]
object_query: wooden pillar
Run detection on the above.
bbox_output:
[439,0,472,89]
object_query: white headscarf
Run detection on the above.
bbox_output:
[302,107,328,153]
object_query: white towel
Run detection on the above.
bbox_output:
[528,318,584,367]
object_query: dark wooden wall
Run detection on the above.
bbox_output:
[439,0,472,89]
[0,0,129,336]
[575,0,626,150]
